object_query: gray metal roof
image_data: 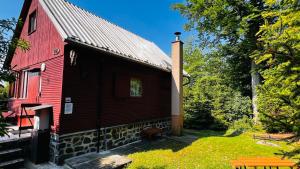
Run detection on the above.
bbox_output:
[40,0,172,71]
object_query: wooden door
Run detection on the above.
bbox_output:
[27,71,40,103]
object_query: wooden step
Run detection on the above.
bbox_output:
[0,148,22,155]
[0,158,24,169]
[19,126,34,130]
[0,137,31,151]
[0,148,23,162]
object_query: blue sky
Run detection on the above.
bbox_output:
[0,0,195,55]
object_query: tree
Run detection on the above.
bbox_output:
[183,39,252,130]
[254,0,300,134]
[0,18,29,81]
[174,0,300,134]
[173,0,265,121]
[0,18,29,136]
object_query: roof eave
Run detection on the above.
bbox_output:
[65,38,172,73]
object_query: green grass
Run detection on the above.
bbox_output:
[127,130,299,169]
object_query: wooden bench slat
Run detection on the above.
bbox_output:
[231,157,297,168]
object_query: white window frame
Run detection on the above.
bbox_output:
[21,70,29,99]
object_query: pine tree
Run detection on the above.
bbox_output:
[254,0,300,134]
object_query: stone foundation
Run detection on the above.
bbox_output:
[49,118,171,164]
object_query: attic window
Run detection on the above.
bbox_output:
[130,78,142,97]
[28,10,37,34]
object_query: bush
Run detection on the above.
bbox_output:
[183,44,253,130]
[225,116,254,136]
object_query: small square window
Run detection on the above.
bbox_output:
[28,10,37,34]
[130,78,142,97]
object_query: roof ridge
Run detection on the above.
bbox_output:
[62,0,155,44]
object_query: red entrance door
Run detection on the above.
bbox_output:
[27,71,40,103]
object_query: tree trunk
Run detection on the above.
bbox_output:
[251,61,260,123]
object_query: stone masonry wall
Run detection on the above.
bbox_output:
[49,118,171,164]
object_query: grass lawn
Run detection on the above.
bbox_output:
[127,130,299,169]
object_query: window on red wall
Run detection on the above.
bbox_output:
[28,10,37,34]
[114,75,143,98]
[9,82,15,98]
[16,74,21,98]
[20,70,29,98]
[11,73,19,98]
[130,78,142,97]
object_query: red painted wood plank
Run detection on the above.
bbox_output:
[8,0,65,133]
[60,48,171,134]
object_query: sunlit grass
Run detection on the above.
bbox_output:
[127,130,298,169]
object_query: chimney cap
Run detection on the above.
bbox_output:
[174,32,181,36]
[174,32,181,41]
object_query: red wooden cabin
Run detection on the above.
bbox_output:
[4,0,185,164]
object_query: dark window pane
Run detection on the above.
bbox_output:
[28,10,37,34]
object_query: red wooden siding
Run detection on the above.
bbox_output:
[60,48,99,134]
[8,57,64,132]
[8,0,65,133]
[38,57,64,132]
[11,0,65,69]
[101,59,171,127]
[60,47,171,134]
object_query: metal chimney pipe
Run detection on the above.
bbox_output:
[171,32,183,136]
[174,32,181,41]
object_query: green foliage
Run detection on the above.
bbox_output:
[173,0,264,97]
[175,0,299,135]
[0,18,30,82]
[226,116,255,136]
[173,0,261,46]
[183,41,252,130]
[177,0,299,134]
[0,83,9,100]
[0,18,30,136]
[254,0,300,134]
[0,84,8,136]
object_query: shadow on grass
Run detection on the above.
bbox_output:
[224,130,244,137]
[183,129,226,138]
[148,129,234,152]
[135,138,189,152]
[121,129,229,155]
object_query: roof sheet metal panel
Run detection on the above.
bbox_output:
[40,0,172,71]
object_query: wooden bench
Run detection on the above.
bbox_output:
[141,127,163,140]
[231,157,297,169]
